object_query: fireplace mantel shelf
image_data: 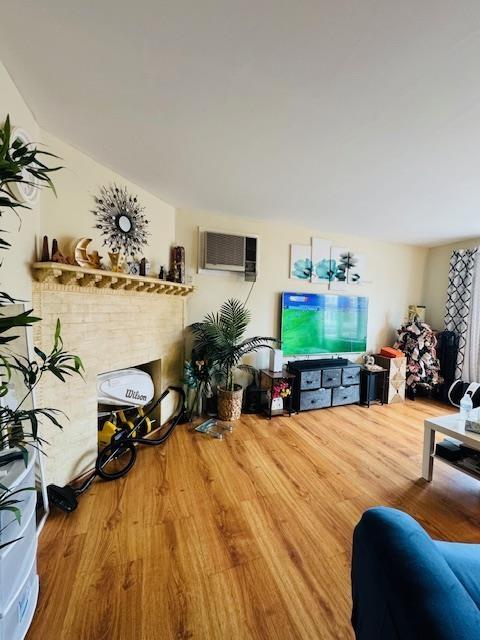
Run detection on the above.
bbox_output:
[32,262,194,296]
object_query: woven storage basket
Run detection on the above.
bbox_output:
[217,385,243,421]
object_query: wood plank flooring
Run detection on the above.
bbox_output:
[27,399,480,639]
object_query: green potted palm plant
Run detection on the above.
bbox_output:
[0,115,83,543]
[190,298,277,420]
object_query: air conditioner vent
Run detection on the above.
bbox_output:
[204,232,245,271]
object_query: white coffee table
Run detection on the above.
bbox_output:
[423,413,480,481]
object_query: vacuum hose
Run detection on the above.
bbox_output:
[47,385,186,512]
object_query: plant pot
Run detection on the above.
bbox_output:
[217,385,243,421]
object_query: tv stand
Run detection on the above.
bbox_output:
[288,359,360,411]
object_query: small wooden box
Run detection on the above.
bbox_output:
[373,355,407,404]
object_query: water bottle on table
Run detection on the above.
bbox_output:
[460,391,473,420]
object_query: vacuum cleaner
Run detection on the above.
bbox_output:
[47,373,187,513]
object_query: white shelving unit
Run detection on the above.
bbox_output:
[0,447,39,640]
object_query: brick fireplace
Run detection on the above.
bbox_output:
[32,273,190,486]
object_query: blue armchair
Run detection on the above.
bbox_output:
[351,507,480,640]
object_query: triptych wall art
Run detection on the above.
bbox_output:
[290,238,367,288]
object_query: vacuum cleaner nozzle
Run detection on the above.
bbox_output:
[47,484,79,512]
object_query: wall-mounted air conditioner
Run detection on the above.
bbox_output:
[198,228,258,281]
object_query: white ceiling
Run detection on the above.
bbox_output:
[2,1,480,246]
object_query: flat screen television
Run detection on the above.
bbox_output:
[281,292,368,356]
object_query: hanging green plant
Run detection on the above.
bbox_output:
[0,115,62,246]
[0,114,83,545]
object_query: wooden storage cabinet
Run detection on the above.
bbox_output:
[289,360,360,412]
[373,355,406,404]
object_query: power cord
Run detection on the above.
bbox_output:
[244,278,256,307]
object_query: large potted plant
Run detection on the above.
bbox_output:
[190,298,277,421]
[0,115,83,542]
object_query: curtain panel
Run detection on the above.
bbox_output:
[463,254,480,382]
[444,248,479,380]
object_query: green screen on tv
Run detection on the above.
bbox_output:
[281,292,368,355]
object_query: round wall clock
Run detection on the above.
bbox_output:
[8,128,40,204]
[91,184,149,257]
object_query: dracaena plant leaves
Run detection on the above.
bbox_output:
[0,114,83,544]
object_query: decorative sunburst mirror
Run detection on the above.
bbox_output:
[92,185,149,257]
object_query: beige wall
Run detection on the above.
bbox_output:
[0,58,175,301]
[0,62,40,302]
[1,60,176,296]
[4,55,463,483]
[2,60,180,485]
[176,208,429,368]
[423,237,480,330]
[39,130,175,276]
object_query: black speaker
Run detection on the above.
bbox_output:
[435,330,460,402]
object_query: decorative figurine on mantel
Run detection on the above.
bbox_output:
[40,235,50,262]
[44,236,74,264]
[52,239,74,264]
[74,237,103,269]
[88,251,103,269]
[108,251,125,273]
[139,257,151,276]
[128,260,141,276]
[170,246,185,283]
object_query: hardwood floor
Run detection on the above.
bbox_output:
[28,399,480,639]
